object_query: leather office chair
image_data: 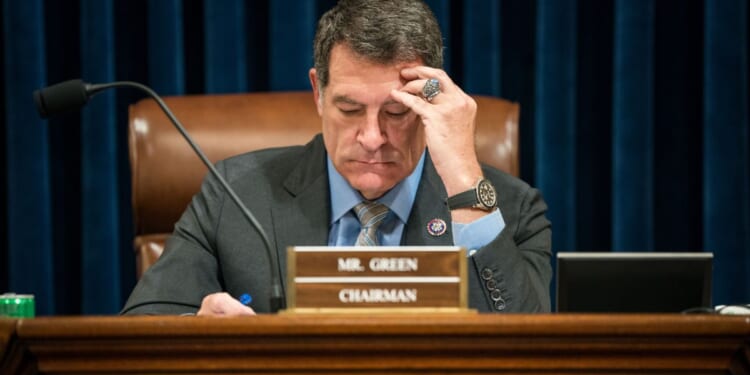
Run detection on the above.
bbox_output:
[129,91,519,278]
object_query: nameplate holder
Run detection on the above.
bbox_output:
[284,246,469,314]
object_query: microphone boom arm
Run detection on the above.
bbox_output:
[82,81,284,312]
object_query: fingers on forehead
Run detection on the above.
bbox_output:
[391,89,429,112]
[402,66,448,79]
[401,79,428,94]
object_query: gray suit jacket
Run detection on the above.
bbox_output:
[122,135,552,314]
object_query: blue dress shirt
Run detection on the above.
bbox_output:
[326,151,505,253]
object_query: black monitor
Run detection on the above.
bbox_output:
[556,252,713,313]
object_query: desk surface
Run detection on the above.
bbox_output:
[2,313,749,374]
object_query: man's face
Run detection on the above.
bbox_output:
[310,44,425,200]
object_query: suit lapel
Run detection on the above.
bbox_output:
[271,142,454,290]
[271,135,330,290]
[402,154,454,246]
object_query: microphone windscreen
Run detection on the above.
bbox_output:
[33,79,89,118]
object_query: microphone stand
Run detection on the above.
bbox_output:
[43,80,285,312]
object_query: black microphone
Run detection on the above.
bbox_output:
[33,79,285,313]
[33,79,92,117]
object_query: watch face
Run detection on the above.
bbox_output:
[477,179,497,208]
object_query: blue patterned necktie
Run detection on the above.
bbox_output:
[353,201,390,246]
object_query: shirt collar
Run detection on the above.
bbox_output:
[328,151,426,224]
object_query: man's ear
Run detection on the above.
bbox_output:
[309,68,323,116]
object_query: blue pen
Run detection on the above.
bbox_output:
[239,293,253,306]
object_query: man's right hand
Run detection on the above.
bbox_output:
[197,292,256,316]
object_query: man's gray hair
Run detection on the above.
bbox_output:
[313,0,444,89]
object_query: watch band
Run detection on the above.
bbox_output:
[446,178,497,211]
[446,189,480,210]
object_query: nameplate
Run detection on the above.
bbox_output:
[284,246,468,313]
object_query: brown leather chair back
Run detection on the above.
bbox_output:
[129,91,519,278]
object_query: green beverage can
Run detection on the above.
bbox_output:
[0,293,35,318]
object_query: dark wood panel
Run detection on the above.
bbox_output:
[1,314,748,374]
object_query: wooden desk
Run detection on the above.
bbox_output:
[1,314,749,374]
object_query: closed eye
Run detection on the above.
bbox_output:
[386,109,411,117]
[339,108,363,116]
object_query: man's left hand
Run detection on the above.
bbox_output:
[391,66,481,196]
[390,66,489,223]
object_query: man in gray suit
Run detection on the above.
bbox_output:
[122,0,551,315]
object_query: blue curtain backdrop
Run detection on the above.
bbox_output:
[1,0,748,315]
